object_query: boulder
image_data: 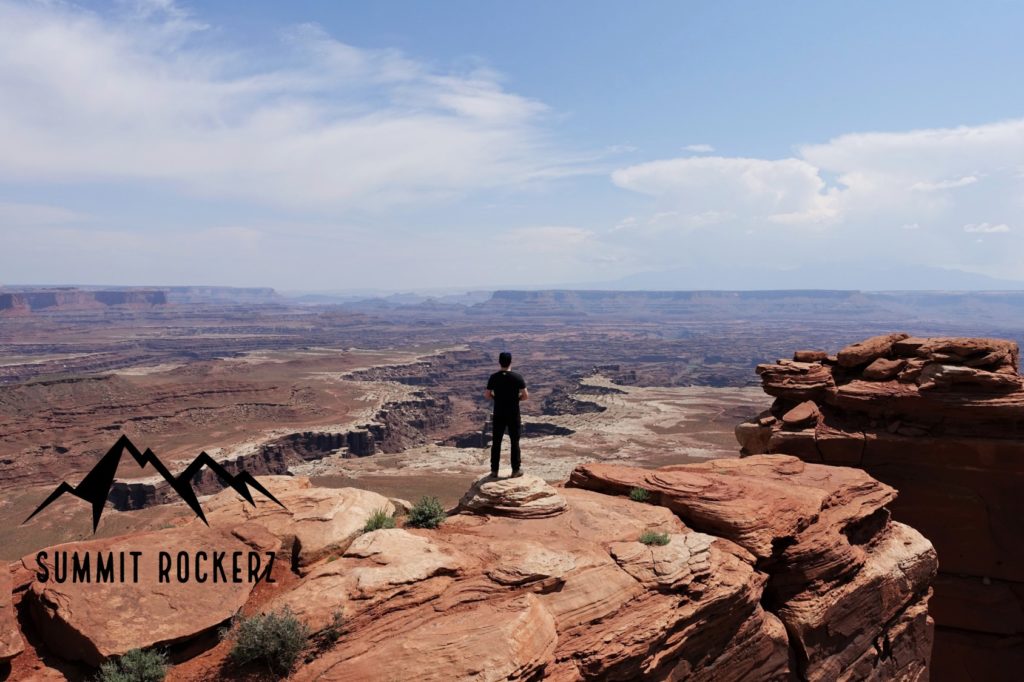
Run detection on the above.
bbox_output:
[757,360,836,401]
[781,400,820,428]
[862,357,905,380]
[458,474,568,518]
[836,332,909,368]
[0,568,24,664]
[735,418,774,455]
[21,526,256,666]
[387,497,414,515]
[794,350,829,362]
[200,478,395,573]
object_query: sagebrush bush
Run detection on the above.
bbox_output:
[639,530,671,546]
[222,607,310,676]
[320,610,345,647]
[405,496,446,529]
[95,648,167,682]
[628,487,651,502]
[363,507,396,533]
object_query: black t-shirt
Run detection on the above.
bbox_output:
[487,370,526,418]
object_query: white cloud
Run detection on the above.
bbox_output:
[498,226,594,252]
[683,144,714,153]
[911,175,979,192]
[0,0,570,212]
[610,117,1024,279]
[964,222,1010,233]
[612,156,839,228]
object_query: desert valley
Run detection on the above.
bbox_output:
[0,287,1021,680]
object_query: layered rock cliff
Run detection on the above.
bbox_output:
[736,333,1024,680]
[0,289,167,313]
[5,458,935,680]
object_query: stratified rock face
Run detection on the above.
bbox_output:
[199,476,395,574]
[738,333,1024,679]
[288,470,793,682]
[19,526,257,666]
[7,461,936,680]
[569,455,937,682]
[0,568,24,664]
[0,289,167,314]
[458,474,569,518]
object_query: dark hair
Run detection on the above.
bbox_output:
[498,351,512,368]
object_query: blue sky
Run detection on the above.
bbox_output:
[1,0,1023,291]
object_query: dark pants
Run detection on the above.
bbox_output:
[491,413,521,472]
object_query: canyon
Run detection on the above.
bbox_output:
[5,289,1024,679]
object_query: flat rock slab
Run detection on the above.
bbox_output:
[200,478,395,573]
[21,526,256,666]
[609,532,714,591]
[837,332,909,368]
[272,528,462,630]
[294,594,558,682]
[0,568,24,663]
[458,474,568,518]
[863,357,905,380]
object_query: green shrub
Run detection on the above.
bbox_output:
[639,530,670,546]
[318,610,345,648]
[363,507,396,533]
[628,487,651,502]
[223,607,310,676]
[95,648,168,682]
[406,496,446,529]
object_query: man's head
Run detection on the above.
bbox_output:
[498,351,512,369]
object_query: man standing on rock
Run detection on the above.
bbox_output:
[485,351,528,478]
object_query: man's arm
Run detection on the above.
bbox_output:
[518,387,529,401]
[485,389,494,400]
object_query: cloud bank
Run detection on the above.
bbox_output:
[609,118,1024,282]
[0,0,567,212]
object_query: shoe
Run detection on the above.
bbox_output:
[488,471,499,478]
[511,469,524,478]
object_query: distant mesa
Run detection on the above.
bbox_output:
[0,288,166,314]
[0,285,283,313]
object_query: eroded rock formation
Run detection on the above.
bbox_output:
[5,459,934,680]
[737,333,1024,679]
[14,526,258,666]
[0,568,23,665]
